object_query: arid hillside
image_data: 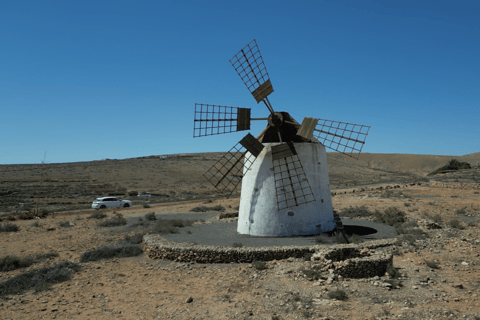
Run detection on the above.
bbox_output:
[0,151,479,214]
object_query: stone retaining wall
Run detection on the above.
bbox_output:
[143,234,395,264]
[311,246,393,278]
[331,182,423,196]
[428,181,480,190]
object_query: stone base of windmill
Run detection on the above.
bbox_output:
[238,142,336,237]
[143,234,395,278]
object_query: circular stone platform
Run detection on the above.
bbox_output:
[159,219,396,247]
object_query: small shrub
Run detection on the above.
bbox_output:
[327,290,348,301]
[0,255,34,272]
[431,215,443,224]
[17,213,33,220]
[455,208,467,215]
[340,205,372,218]
[122,233,144,245]
[252,260,267,270]
[39,209,49,217]
[30,221,41,228]
[449,219,465,229]
[302,266,322,280]
[303,253,313,261]
[404,202,411,207]
[335,232,349,244]
[88,211,107,219]
[0,252,58,272]
[395,227,428,246]
[145,212,156,221]
[382,190,394,198]
[5,215,16,221]
[143,203,150,208]
[349,233,364,244]
[315,234,333,244]
[190,205,225,213]
[148,219,195,234]
[169,219,195,228]
[97,214,127,227]
[34,252,58,261]
[80,245,143,262]
[428,159,472,176]
[374,207,406,226]
[386,264,400,278]
[58,221,72,228]
[425,259,440,269]
[211,205,226,212]
[0,223,19,233]
[190,206,208,212]
[233,242,243,248]
[0,261,81,296]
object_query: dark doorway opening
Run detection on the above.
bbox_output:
[343,225,377,236]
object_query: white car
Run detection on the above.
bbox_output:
[92,197,132,209]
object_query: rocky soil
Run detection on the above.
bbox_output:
[1,180,480,319]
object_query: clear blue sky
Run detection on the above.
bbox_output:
[1,0,479,164]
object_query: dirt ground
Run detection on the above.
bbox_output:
[1,183,480,320]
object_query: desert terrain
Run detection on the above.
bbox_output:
[1,152,480,319]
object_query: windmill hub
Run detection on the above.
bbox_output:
[268,112,284,128]
[261,112,304,143]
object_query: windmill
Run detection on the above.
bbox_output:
[194,39,370,236]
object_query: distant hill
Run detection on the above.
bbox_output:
[1,151,479,209]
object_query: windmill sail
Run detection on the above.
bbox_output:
[194,103,251,137]
[230,39,274,103]
[203,133,264,197]
[298,117,370,159]
[271,143,316,210]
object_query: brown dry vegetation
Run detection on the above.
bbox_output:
[1,152,480,319]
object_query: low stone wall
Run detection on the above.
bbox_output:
[143,234,396,265]
[143,234,317,263]
[428,180,480,190]
[331,182,423,196]
[333,254,393,278]
[311,246,393,278]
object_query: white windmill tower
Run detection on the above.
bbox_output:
[194,40,370,236]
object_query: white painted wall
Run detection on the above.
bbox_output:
[237,142,336,236]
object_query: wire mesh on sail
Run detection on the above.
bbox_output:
[314,119,370,159]
[230,39,273,103]
[203,143,257,198]
[194,103,250,137]
[272,144,316,210]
